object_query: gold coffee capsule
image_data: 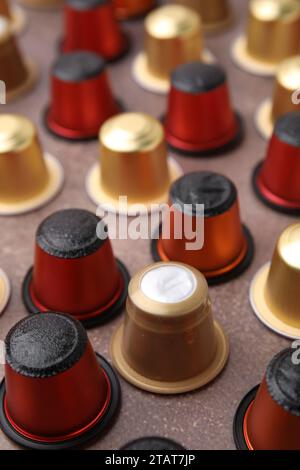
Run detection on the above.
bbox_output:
[250,223,300,338]
[0,267,10,315]
[232,0,300,77]
[173,0,233,32]
[0,16,37,101]
[111,262,229,394]
[0,114,64,215]
[17,0,64,8]
[256,56,300,139]
[132,4,214,94]
[85,112,182,215]
[0,0,26,33]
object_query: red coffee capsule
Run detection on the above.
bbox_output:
[164,62,243,156]
[234,348,300,450]
[22,209,130,328]
[45,51,121,141]
[152,171,254,285]
[253,111,300,215]
[0,312,120,450]
[62,0,129,62]
[112,0,156,20]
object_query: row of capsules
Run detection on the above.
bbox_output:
[0,0,300,451]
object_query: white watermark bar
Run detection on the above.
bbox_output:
[96,197,205,251]
[292,88,300,105]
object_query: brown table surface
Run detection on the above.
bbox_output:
[0,0,294,451]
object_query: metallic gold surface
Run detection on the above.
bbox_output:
[232,0,300,76]
[0,16,36,100]
[111,262,229,394]
[85,113,182,214]
[255,56,300,138]
[145,5,202,79]
[173,0,232,31]
[272,56,300,120]
[0,114,64,215]
[0,268,10,315]
[247,0,300,63]
[132,5,215,94]
[0,1,26,34]
[250,224,300,338]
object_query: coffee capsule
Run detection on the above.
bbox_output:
[18,0,64,8]
[0,0,26,34]
[0,114,64,216]
[0,313,120,450]
[234,348,300,450]
[256,56,300,139]
[0,268,10,315]
[232,0,300,77]
[253,112,300,215]
[0,16,37,101]
[111,262,229,394]
[132,4,214,94]
[121,437,185,450]
[86,112,182,215]
[112,0,155,20]
[250,223,300,339]
[62,0,129,63]
[173,0,233,32]
[164,62,243,156]
[22,209,130,328]
[152,172,254,285]
[45,51,121,141]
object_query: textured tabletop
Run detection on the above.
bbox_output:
[0,0,293,450]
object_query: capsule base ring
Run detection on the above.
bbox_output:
[85,157,182,216]
[10,5,27,34]
[0,354,120,450]
[0,269,11,315]
[151,224,254,285]
[43,100,125,142]
[254,99,273,140]
[0,153,64,216]
[111,321,229,394]
[163,112,244,157]
[22,259,130,328]
[252,161,300,216]
[132,49,215,95]
[231,36,278,77]
[233,385,259,450]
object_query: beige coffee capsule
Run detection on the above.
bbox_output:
[111,262,229,394]
[132,4,214,94]
[0,0,26,33]
[0,114,64,215]
[173,0,233,32]
[256,56,300,139]
[250,223,300,339]
[0,268,10,315]
[232,0,300,77]
[85,112,182,215]
[0,16,37,101]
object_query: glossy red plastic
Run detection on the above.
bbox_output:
[46,68,120,140]
[30,241,123,321]
[4,342,110,441]
[62,1,128,61]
